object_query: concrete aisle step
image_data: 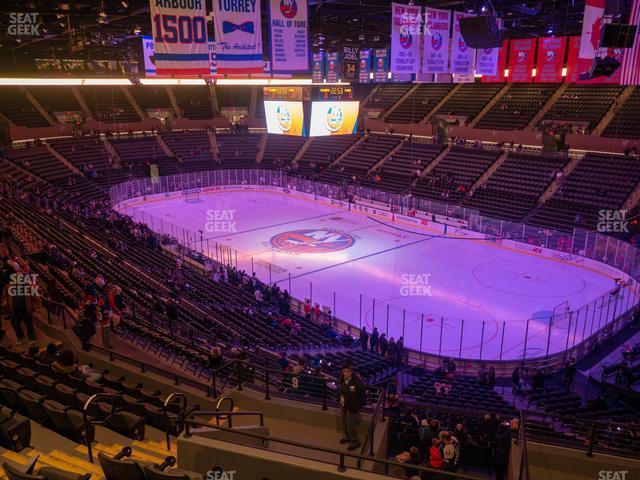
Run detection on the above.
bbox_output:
[47,450,105,478]
[132,440,173,457]
[24,450,102,478]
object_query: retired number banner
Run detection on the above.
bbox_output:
[213,0,263,74]
[150,0,209,76]
[423,8,451,74]
[269,0,309,73]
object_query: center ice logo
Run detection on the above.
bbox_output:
[270,228,355,254]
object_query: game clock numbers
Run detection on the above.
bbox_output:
[318,86,353,101]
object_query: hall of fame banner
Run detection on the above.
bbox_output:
[149,0,209,76]
[422,7,451,74]
[269,0,309,73]
[213,0,263,74]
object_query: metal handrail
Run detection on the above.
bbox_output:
[82,393,120,464]
[357,384,386,468]
[182,415,485,478]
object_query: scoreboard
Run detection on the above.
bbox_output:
[263,87,311,101]
[317,86,354,101]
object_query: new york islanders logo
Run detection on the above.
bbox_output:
[517,51,527,63]
[400,30,412,49]
[280,0,298,19]
[325,105,344,132]
[270,229,355,254]
[431,32,443,50]
[275,104,292,132]
[458,38,467,52]
[545,50,556,62]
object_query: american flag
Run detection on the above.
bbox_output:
[620,0,640,85]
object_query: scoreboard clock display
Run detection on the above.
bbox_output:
[317,86,354,101]
[263,87,311,101]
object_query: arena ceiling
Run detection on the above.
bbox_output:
[0,0,589,74]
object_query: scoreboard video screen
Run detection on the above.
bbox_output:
[264,101,305,136]
[309,101,359,137]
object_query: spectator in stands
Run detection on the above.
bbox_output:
[403,446,421,479]
[277,352,290,371]
[379,333,388,357]
[2,270,40,344]
[370,327,379,353]
[532,369,546,391]
[208,346,224,370]
[338,361,366,451]
[428,438,443,469]
[303,299,311,320]
[454,423,476,446]
[511,367,521,394]
[563,358,577,391]
[487,366,496,388]
[359,327,369,351]
[38,343,58,365]
[478,364,488,385]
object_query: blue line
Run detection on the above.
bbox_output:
[204,210,346,241]
[277,219,444,283]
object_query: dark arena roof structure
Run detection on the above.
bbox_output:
[0,1,639,480]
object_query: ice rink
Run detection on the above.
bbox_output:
[121,190,626,360]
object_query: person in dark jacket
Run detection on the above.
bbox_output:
[370,327,379,353]
[359,327,369,351]
[338,361,367,450]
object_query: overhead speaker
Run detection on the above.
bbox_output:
[459,15,503,49]
[600,23,637,48]
[579,56,622,81]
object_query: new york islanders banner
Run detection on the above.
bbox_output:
[451,12,475,75]
[481,40,508,82]
[141,36,155,76]
[269,0,309,73]
[476,46,499,76]
[423,7,451,74]
[149,0,209,76]
[508,38,536,82]
[325,51,341,82]
[391,2,422,74]
[213,0,263,74]
[358,49,372,83]
[342,46,359,82]
[312,51,323,82]
[536,37,566,83]
[374,48,390,82]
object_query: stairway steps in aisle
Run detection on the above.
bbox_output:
[132,439,173,456]
[25,450,103,478]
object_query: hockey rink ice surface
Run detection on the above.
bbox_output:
[123,190,623,360]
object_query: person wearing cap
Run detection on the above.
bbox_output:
[338,361,366,451]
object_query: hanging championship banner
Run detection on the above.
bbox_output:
[451,12,475,75]
[342,45,359,82]
[391,2,422,74]
[476,46,499,76]
[481,40,508,82]
[213,0,263,74]
[325,51,341,82]
[269,0,310,73]
[508,38,536,82]
[358,49,372,83]
[423,8,451,74]
[312,51,324,82]
[141,36,155,76]
[536,37,566,83]
[149,0,209,76]
[374,48,390,82]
